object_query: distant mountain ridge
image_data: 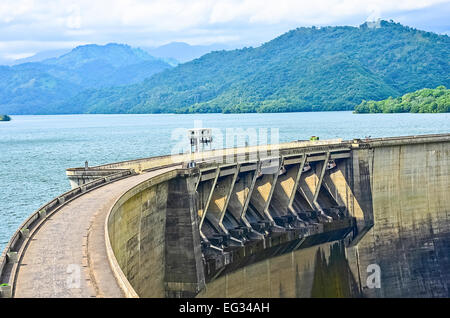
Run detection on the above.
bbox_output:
[12,49,71,65]
[3,41,231,67]
[0,43,172,114]
[43,43,157,68]
[2,20,449,115]
[144,42,231,63]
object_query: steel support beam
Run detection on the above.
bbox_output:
[241,161,261,228]
[262,157,283,222]
[218,164,240,234]
[199,167,220,240]
[288,155,307,214]
[312,152,330,207]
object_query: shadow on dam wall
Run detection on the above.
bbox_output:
[103,135,450,298]
[311,242,360,298]
[198,241,361,298]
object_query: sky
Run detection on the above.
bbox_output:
[0,0,449,63]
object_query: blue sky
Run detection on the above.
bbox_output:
[0,0,449,62]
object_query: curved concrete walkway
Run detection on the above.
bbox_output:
[14,167,178,298]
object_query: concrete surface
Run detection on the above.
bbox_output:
[14,167,177,297]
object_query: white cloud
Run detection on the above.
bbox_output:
[0,0,448,61]
[66,5,82,29]
[2,52,34,60]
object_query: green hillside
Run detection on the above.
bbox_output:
[59,20,449,115]
[354,86,449,113]
[0,44,172,114]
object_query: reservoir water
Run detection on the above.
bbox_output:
[0,111,449,250]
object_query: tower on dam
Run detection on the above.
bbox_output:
[1,134,449,298]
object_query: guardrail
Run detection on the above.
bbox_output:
[80,139,346,172]
[0,169,135,298]
[353,133,450,148]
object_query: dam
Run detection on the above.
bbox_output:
[0,133,449,298]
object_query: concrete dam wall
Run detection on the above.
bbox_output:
[106,169,205,297]
[102,134,450,298]
[347,140,450,297]
[3,134,447,298]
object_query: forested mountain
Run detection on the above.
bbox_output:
[0,44,172,114]
[354,86,449,113]
[2,20,449,114]
[60,21,449,114]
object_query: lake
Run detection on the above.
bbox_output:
[1,111,449,249]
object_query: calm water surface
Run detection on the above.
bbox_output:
[1,112,449,249]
